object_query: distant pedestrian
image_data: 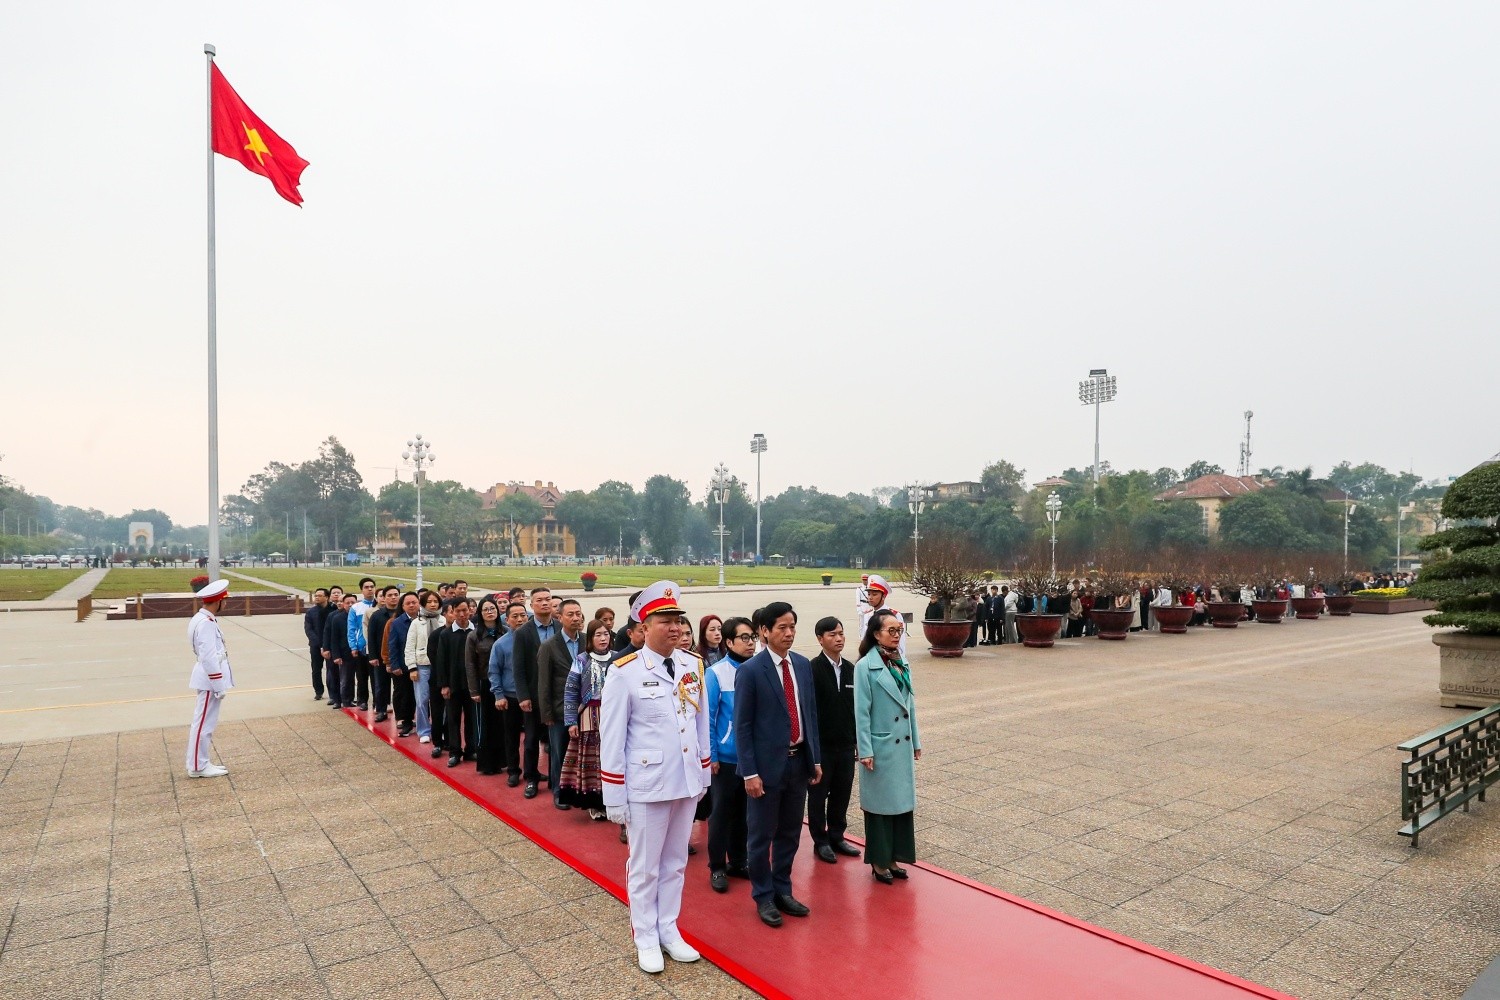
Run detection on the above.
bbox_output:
[302,588,330,701]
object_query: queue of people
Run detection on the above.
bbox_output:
[301,577,924,975]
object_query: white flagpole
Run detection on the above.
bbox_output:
[205,43,221,580]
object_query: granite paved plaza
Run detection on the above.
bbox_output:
[0,596,1494,999]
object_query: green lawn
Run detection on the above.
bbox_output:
[228,564,882,596]
[0,569,86,601]
[92,568,211,599]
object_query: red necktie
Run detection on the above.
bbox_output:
[780,658,800,744]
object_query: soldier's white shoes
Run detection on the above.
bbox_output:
[661,938,701,963]
[637,946,665,974]
[188,763,229,778]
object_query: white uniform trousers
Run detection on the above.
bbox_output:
[626,797,696,950]
[186,691,222,772]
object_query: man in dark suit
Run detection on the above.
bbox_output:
[537,598,585,810]
[806,617,860,864]
[985,585,1003,644]
[433,598,475,767]
[510,588,558,798]
[734,601,822,927]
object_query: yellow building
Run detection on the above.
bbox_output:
[1154,473,1270,538]
[478,481,577,558]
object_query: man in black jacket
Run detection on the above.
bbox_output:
[324,593,355,709]
[984,586,1003,644]
[365,586,399,722]
[536,598,586,809]
[303,588,330,700]
[433,598,475,767]
[510,588,558,797]
[806,617,861,864]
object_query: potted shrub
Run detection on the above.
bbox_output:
[580,571,598,593]
[1407,462,1500,708]
[1202,555,1248,627]
[1248,564,1290,623]
[902,534,987,658]
[1146,562,1199,634]
[1086,566,1138,640]
[820,572,833,587]
[1011,566,1066,648]
[190,575,210,593]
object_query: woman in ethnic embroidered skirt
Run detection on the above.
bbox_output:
[854,608,921,884]
[560,619,616,816]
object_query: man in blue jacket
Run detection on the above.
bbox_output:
[734,602,822,927]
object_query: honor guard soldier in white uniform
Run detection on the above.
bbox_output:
[186,580,235,778]
[859,575,906,659]
[600,581,711,974]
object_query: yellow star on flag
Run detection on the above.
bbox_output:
[241,122,272,166]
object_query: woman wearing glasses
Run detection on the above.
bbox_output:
[855,608,921,884]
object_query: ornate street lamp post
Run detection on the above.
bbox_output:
[1045,491,1063,580]
[712,463,730,589]
[750,433,767,565]
[907,484,927,573]
[402,434,436,591]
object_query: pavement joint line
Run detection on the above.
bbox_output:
[0,684,305,714]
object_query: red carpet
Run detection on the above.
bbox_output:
[347,710,1293,1000]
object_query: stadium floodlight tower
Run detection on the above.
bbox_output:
[1078,369,1118,504]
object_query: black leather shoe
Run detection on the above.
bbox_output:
[815,844,838,864]
[506,774,521,787]
[773,894,809,917]
[726,865,751,879]
[447,755,461,768]
[832,840,862,857]
[430,748,444,759]
[889,866,909,880]
[523,782,538,799]
[329,702,343,709]
[687,844,697,855]
[872,868,895,885]
[374,712,388,723]
[314,694,324,701]
[710,870,729,894]
[554,799,570,811]
[757,901,783,927]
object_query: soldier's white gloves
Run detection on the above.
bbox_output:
[213,690,226,701]
[607,805,630,826]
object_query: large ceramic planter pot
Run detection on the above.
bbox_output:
[1153,605,1194,634]
[820,574,833,586]
[1290,596,1326,620]
[1325,595,1356,616]
[1088,607,1134,640]
[1252,599,1288,623]
[921,619,972,658]
[581,579,597,592]
[1015,613,1065,648]
[1205,602,1244,628]
[1434,631,1500,709]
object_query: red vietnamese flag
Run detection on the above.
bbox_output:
[210,64,309,205]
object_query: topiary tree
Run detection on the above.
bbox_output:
[1408,462,1500,635]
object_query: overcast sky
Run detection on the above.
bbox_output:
[3,3,1495,525]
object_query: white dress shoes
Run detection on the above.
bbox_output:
[661,938,701,963]
[637,945,665,974]
[187,763,229,778]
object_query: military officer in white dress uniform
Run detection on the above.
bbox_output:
[600,581,712,974]
[186,580,236,778]
[859,575,906,660]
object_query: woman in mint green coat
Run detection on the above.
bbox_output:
[854,608,921,884]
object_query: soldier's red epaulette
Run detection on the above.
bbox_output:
[613,652,639,668]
